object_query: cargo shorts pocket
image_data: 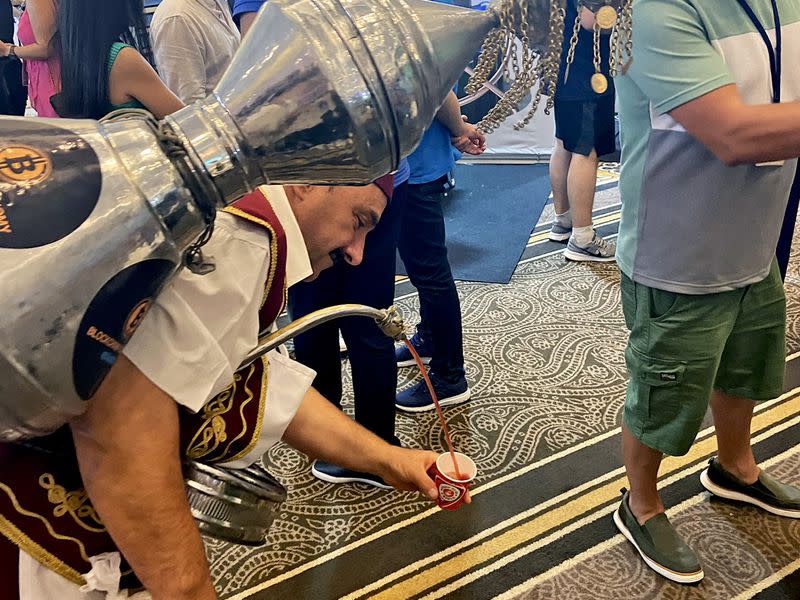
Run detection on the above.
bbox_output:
[625,346,710,454]
[625,345,687,423]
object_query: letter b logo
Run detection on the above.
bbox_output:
[0,145,52,185]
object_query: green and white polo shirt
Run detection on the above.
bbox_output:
[616,0,800,294]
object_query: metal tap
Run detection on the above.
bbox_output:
[240,304,407,370]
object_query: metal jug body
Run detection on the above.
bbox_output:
[0,0,500,440]
[0,116,204,440]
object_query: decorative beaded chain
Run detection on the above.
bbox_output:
[466,0,633,133]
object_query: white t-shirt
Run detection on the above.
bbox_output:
[150,0,240,104]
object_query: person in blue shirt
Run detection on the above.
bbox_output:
[395,90,485,411]
[288,165,412,488]
[547,1,616,262]
[231,0,263,33]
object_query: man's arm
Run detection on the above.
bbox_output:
[284,387,440,498]
[0,0,55,59]
[435,90,486,156]
[669,86,800,167]
[625,0,800,167]
[239,12,258,37]
[70,355,216,600]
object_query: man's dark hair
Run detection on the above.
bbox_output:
[56,0,154,118]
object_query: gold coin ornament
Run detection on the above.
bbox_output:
[591,73,608,94]
[595,5,618,29]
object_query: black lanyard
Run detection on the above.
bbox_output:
[735,0,782,103]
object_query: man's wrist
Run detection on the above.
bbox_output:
[450,120,469,139]
[365,440,396,481]
[8,45,17,58]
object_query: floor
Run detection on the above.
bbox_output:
[207,169,800,600]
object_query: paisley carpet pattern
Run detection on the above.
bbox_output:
[206,182,800,599]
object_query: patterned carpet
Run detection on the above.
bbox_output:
[206,181,800,599]
[504,451,800,600]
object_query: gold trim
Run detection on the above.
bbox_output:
[219,363,258,460]
[0,513,84,584]
[223,197,279,313]
[217,191,284,463]
[39,474,105,533]
[0,481,93,563]
[219,356,269,464]
[185,378,237,460]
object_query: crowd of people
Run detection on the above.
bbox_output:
[0,0,799,598]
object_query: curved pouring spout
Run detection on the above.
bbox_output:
[166,0,500,202]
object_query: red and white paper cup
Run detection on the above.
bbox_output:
[429,452,477,510]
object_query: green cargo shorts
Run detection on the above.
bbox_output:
[621,260,785,456]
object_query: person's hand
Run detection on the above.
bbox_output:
[451,116,487,156]
[377,447,441,501]
[0,42,12,58]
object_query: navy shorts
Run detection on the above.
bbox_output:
[554,94,616,157]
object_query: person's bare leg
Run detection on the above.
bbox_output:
[549,138,572,215]
[623,422,665,524]
[566,148,599,228]
[711,389,760,484]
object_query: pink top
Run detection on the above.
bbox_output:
[17,9,60,118]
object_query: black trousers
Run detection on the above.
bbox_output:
[398,178,465,382]
[0,57,27,117]
[288,183,409,445]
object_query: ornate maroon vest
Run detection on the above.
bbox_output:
[0,188,288,593]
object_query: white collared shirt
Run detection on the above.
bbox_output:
[263,185,313,286]
[150,0,240,104]
[21,189,314,599]
[123,185,313,452]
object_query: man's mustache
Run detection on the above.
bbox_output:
[329,248,346,267]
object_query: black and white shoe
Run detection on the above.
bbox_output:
[700,458,800,518]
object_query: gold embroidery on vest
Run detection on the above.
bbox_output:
[217,362,257,460]
[217,356,269,464]
[0,513,84,584]
[0,480,93,564]
[185,375,240,460]
[216,192,284,462]
[39,474,105,533]
[0,481,134,583]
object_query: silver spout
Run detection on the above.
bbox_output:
[239,304,406,370]
[373,306,407,342]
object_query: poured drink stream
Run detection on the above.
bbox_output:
[403,339,463,480]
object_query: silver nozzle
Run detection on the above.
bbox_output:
[239,304,407,370]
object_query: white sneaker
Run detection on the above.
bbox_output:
[564,232,616,262]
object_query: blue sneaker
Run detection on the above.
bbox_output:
[395,331,433,368]
[396,372,471,413]
[311,460,392,490]
[564,232,616,262]
[548,222,572,242]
